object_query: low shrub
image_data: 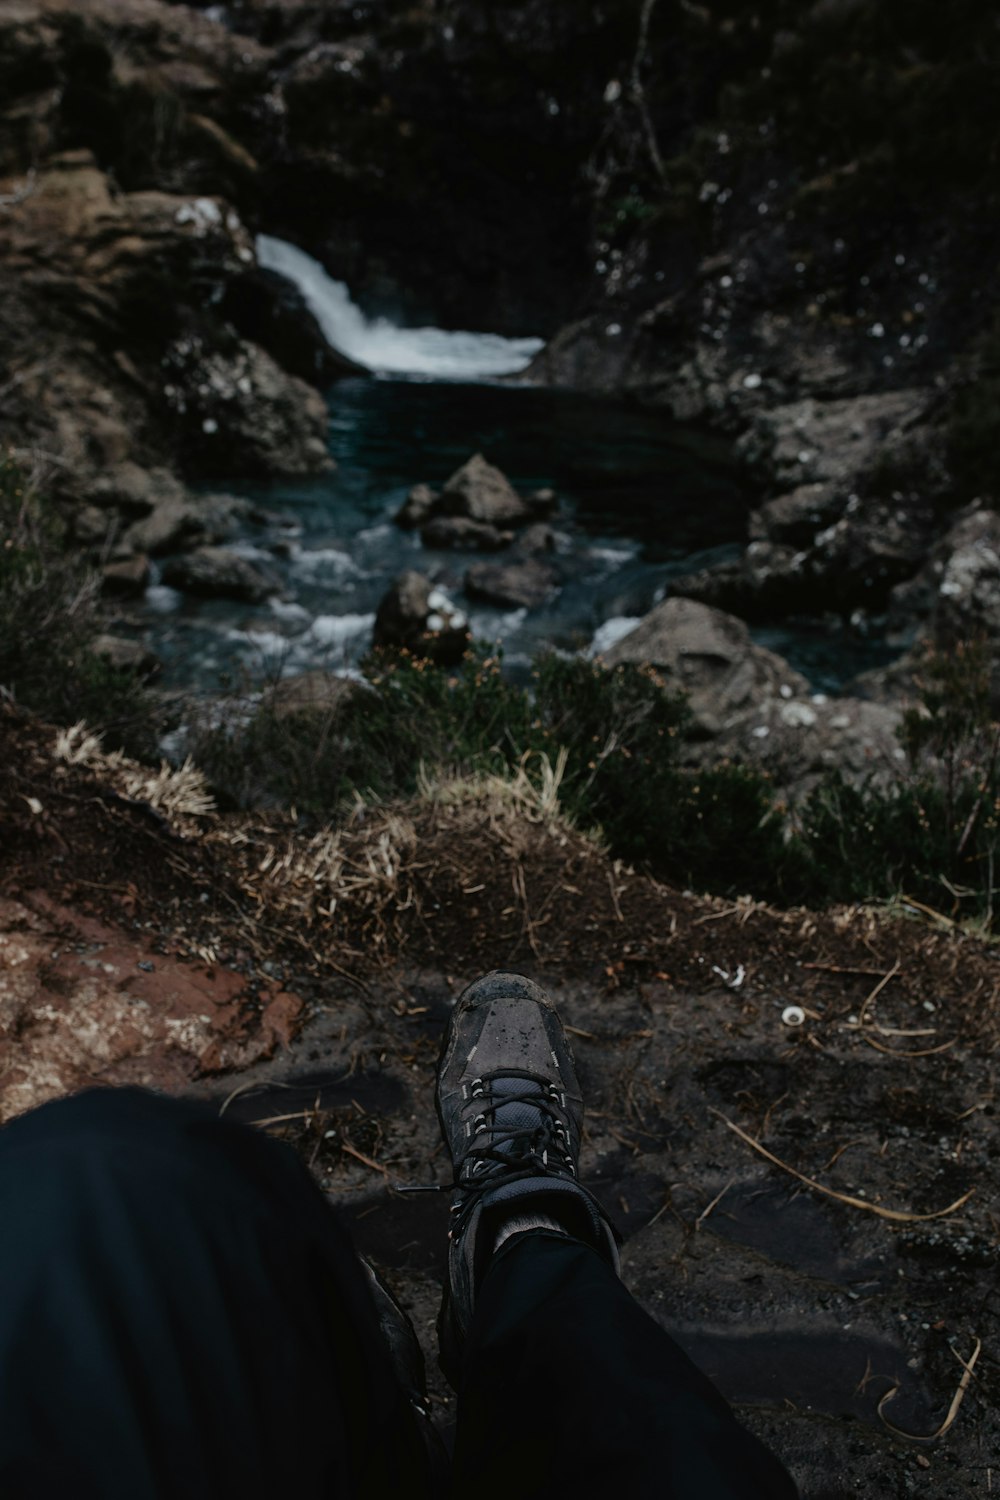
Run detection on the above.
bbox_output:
[0,452,159,757]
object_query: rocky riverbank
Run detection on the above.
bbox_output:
[4,0,999,752]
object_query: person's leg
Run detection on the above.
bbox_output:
[0,1087,435,1500]
[437,972,797,1500]
[453,1230,796,1499]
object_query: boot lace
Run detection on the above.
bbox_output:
[449,1075,576,1239]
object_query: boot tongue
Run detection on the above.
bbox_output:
[489,1077,546,1154]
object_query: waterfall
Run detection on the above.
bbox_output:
[256,235,544,379]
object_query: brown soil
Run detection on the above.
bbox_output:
[2,700,998,1496]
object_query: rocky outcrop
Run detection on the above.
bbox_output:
[0,131,333,576]
[604,596,906,795]
[162,547,281,604]
[372,572,470,666]
[888,506,1000,646]
[696,693,905,797]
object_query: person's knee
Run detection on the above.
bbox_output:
[1,1085,210,1155]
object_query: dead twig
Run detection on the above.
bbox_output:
[861,1035,958,1059]
[878,1338,981,1443]
[858,959,901,1027]
[695,1179,733,1229]
[341,1138,389,1176]
[713,1111,974,1223]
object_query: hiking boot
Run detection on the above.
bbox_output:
[435,970,619,1384]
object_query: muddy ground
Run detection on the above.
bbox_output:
[1,702,998,1496]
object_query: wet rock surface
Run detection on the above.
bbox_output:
[464,556,559,611]
[162,545,281,603]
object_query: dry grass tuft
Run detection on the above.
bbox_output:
[53,722,215,827]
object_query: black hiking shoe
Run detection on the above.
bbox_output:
[435,970,619,1385]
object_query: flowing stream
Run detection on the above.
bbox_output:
[137,241,897,697]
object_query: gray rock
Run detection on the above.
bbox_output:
[396,483,439,529]
[123,490,249,557]
[889,505,1000,644]
[736,390,928,493]
[692,692,907,799]
[372,571,470,665]
[162,546,281,603]
[101,554,151,598]
[91,634,160,679]
[262,671,358,721]
[73,506,118,547]
[464,557,558,610]
[163,337,334,479]
[82,464,185,518]
[440,453,532,526]
[604,597,809,737]
[421,516,512,552]
[749,483,844,546]
[518,522,557,555]
[675,491,936,618]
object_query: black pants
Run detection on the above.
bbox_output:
[0,1089,797,1499]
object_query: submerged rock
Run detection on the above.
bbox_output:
[162,547,281,604]
[464,557,558,610]
[421,516,512,552]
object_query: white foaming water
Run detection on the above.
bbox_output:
[291,545,359,575]
[305,612,376,649]
[257,235,544,379]
[588,616,641,657]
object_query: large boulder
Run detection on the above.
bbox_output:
[162,546,281,603]
[372,572,470,665]
[602,597,803,738]
[603,597,809,737]
[439,454,532,526]
[693,693,906,797]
